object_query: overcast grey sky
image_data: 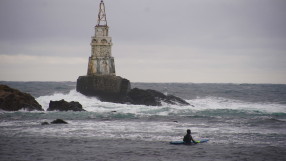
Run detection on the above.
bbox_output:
[0,0,286,83]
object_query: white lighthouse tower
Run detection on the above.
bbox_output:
[87,0,115,76]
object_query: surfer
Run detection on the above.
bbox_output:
[183,129,197,144]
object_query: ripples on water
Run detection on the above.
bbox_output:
[0,82,286,160]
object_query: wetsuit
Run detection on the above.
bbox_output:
[183,134,196,144]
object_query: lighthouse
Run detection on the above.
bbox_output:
[76,0,131,102]
[87,0,115,76]
[75,0,191,106]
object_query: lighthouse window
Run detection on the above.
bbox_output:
[101,39,107,43]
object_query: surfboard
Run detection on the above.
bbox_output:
[170,139,209,145]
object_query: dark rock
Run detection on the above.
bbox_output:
[128,88,190,106]
[47,99,85,111]
[128,88,160,106]
[76,75,190,106]
[165,94,190,106]
[41,122,50,125]
[51,119,68,124]
[0,84,44,111]
[76,75,131,103]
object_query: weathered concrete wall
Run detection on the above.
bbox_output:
[87,57,115,75]
[76,75,131,102]
[87,25,115,76]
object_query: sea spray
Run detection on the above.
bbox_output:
[1,82,286,161]
[37,90,286,118]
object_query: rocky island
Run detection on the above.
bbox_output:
[76,0,189,106]
[0,84,43,111]
[47,99,85,111]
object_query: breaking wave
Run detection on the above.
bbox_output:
[35,90,286,119]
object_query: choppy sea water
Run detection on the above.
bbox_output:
[0,82,286,161]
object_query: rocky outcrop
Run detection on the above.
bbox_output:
[47,99,85,111]
[41,122,50,125]
[0,84,43,111]
[127,88,158,106]
[76,75,131,103]
[128,88,190,106]
[51,119,68,124]
[76,75,190,106]
[41,119,68,125]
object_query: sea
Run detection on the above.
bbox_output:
[0,81,285,161]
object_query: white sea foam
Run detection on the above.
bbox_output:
[15,119,202,142]
[36,90,286,115]
[189,97,286,114]
[2,90,286,146]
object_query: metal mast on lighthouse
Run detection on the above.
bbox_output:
[97,0,107,26]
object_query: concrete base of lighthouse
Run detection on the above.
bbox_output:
[76,75,131,103]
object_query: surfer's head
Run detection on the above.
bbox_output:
[187,129,191,134]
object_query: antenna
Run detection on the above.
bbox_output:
[97,0,107,26]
